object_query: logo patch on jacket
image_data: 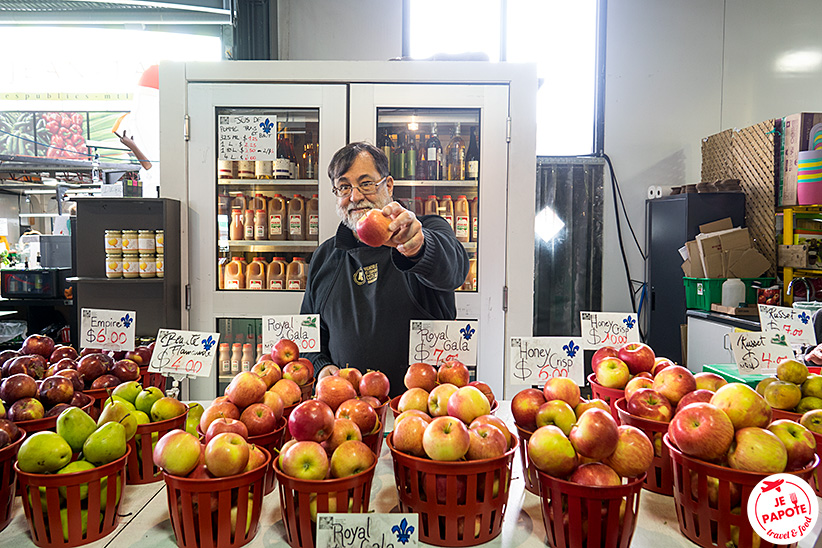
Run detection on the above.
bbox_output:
[353,263,379,286]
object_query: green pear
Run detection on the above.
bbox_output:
[112,381,143,404]
[103,395,136,413]
[99,474,122,509]
[59,507,88,542]
[0,399,5,419]
[83,421,127,465]
[56,406,98,454]
[135,386,164,415]
[133,409,150,426]
[57,460,96,500]
[150,397,188,422]
[97,401,137,441]
[28,486,48,513]
[186,402,204,420]
[17,431,72,473]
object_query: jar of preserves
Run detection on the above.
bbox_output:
[138,230,155,253]
[121,230,139,252]
[139,253,156,278]
[218,160,237,179]
[156,255,164,278]
[105,253,122,279]
[155,230,164,254]
[122,252,140,278]
[104,230,122,253]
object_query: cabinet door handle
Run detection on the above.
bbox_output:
[723,333,730,350]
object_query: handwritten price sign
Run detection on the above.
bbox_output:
[757,304,817,346]
[316,514,418,548]
[730,331,795,375]
[217,115,278,161]
[261,315,320,355]
[408,320,478,368]
[509,337,584,386]
[579,311,639,350]
[80,308,136,352]
[148,329,220,378]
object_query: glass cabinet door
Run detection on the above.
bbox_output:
[377,108,480,293]
[216,317,263,394]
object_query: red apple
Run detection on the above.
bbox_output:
[527,425,578,478]
[0,373,37,403]
[54,369,83,393]
[37,375,74,407]
[392,415,428,457]
[595,357,630,389]
[669,402,735,462]
[511,388,546,431]
[569,463,621,487]
[574,398,610,418]
[422,416,471,461]
[652,365,696,406]
[240,403,278,437]
[316,375,357,411]
[768,419,817,471]
[271,379,302,406]
[0,350,20,372]
[651,357,677,377]
[395,409,432,426]
[250,360,281,388]
[271,339,299,367]
[636,372,653,379]
[110,359,141,382]
[467,380,495,407]
[447,385,491,424]
[337,368,363,393]
[45,403,71,417]
[404,362,438,392]
[427,383,458,417]
[21,334,55,358]
[800,409,822,434]
[288,400,335,443]
[466,423,507,460]
[322,418,362,455]
[617,342,656,375]
[591,346,618,374]
[8,397,44,421]
[125,346,152,366]
[260,390,284,421]
[330,439,375,478]
[49,345,78,364]
[204,432,250,477]
[2,356,28,378]
[710,383,772,430]
[225,371,267,408]
[626,388,673,422]
[283,359,313,386]
[604,425,654,477]
[153,429,202,476]
[624,376,654,403]
[470,414,512,448]
[90,374,120,390]
[570,408,619,460]
[542,377,581,408]
[437,360,470,388]
[336,398,378,435]
[45,358,77,377]
[535,399,576,435]
[199,401,241,433]
[206,417,249,443]
[80,347,102,357]
[245,444,267,473]
[279,440,329,480]
[727,427,787,474]
[15,355,48,380]
[694,372,728,392]
[356,209,393,247]
[398,387,430,413]
[358,395,381,409]
[76,354,108,385]
[359,371,390,402]
[675,389,715,413]
[0,419,19,442]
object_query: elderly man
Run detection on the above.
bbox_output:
[300,142,469,396]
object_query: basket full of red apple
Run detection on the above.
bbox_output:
[268,338,316,402]
[0,424,25,532]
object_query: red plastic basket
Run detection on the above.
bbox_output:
[275,455,377,548]
[615,397,673,496]
[16,446,130,548]
[12,399,95,436]
[126,410,188,485]
[389,394,498,421]
[770,407,822,497]
[163,448,270,548]
[247,417,286,495]
[587,373,623,421]
[362,419,383,456]
[535,466,645,548]
[386,432,518,546]
[665,433,819,548]
[139,365,166,390]
[298,378,315,402]
[515,425,540,495]
[0,429,26,531]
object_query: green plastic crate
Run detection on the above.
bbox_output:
[683,277,774,311]
[702,363,769,389]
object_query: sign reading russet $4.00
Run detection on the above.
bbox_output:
[729,331,794,375]
[579,311,639,350]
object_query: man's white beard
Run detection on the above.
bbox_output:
[336,194,391,232]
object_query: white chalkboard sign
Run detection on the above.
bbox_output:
[217,114,278,161]
[148,329,220,378]
[408,320,478,368]
[579,311,640,350]
[730,331,795,375]
[315,514,418,548]
[509,337,584,386]
[261,315,320,356]
[80,308,136,352]
[757,304,818,346]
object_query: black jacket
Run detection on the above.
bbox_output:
[300,214,469,396]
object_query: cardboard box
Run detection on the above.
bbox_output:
[779,112,822,206]
[689,218,771,278]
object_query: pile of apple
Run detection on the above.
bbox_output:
[591,342,681,390]
[756,359,822,414]
[314,365,391,422]
[268,338,315,391]
[396,359,495,416]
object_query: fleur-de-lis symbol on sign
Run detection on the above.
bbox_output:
[460,324,475,340]
[563,340,579,358]
[259,118,274,134]
[120,314,133,328]
[392,518,415,544]
[202,336,216,351]
[800,312,810,324]
[623,316,635,330]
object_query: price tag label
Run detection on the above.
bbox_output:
[148,329,220,378]
[261,315,320,355]
[730,331,795,375]
[579,311,640,350]
[315,513,418,548]
[408,320,478,368]
[217,114,278,161]
[508,337,584,386]
[80,308,136,351]
[757,304,817,346]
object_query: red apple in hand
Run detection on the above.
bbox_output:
[569,408,619,460]
[604,425,654,478]
[437,360,470,388]
[271,339,299,367]
[668,402,734,462]
[356,209,393,247]
[359,371,390,402]
[626,388,673,422]
[404,362,438,392]
[652,365,696,406]
[618,343,656,375]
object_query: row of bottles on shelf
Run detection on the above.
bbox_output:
[219,126,317,180]
[457,255,477,292]
[380,123,479,181]
[220,193,319,242]
[218,338,266,375]
[406,194,478,243]
[219,255,307,290]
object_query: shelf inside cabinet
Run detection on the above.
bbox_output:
[68,277,165,283]
[461,242,477,252]
[394,180,478,188]
[218,179,318,188]
[218,240,319,252]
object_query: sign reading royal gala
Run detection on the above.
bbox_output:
[261,315,320,356]
[579,311,640,350]
[508,337,584,386]
[315,513,418,548]
[408,320,478,369]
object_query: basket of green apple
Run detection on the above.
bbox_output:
[527,403,653,548]
[99,382,190,485]
[665,380,820,548]
[198,370,288,495]
[275,398,378,548]
[755,358,822,497]
[154,427,271,548]
[0,422,26,531]
[15,405,132,547]
[388,381,516,547]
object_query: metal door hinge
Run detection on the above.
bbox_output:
[506,117,511,143]
[184,115,190,141]
[503,285,508,312]
[185,284,191,310]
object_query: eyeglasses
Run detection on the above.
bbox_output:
[332,176,388,198]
